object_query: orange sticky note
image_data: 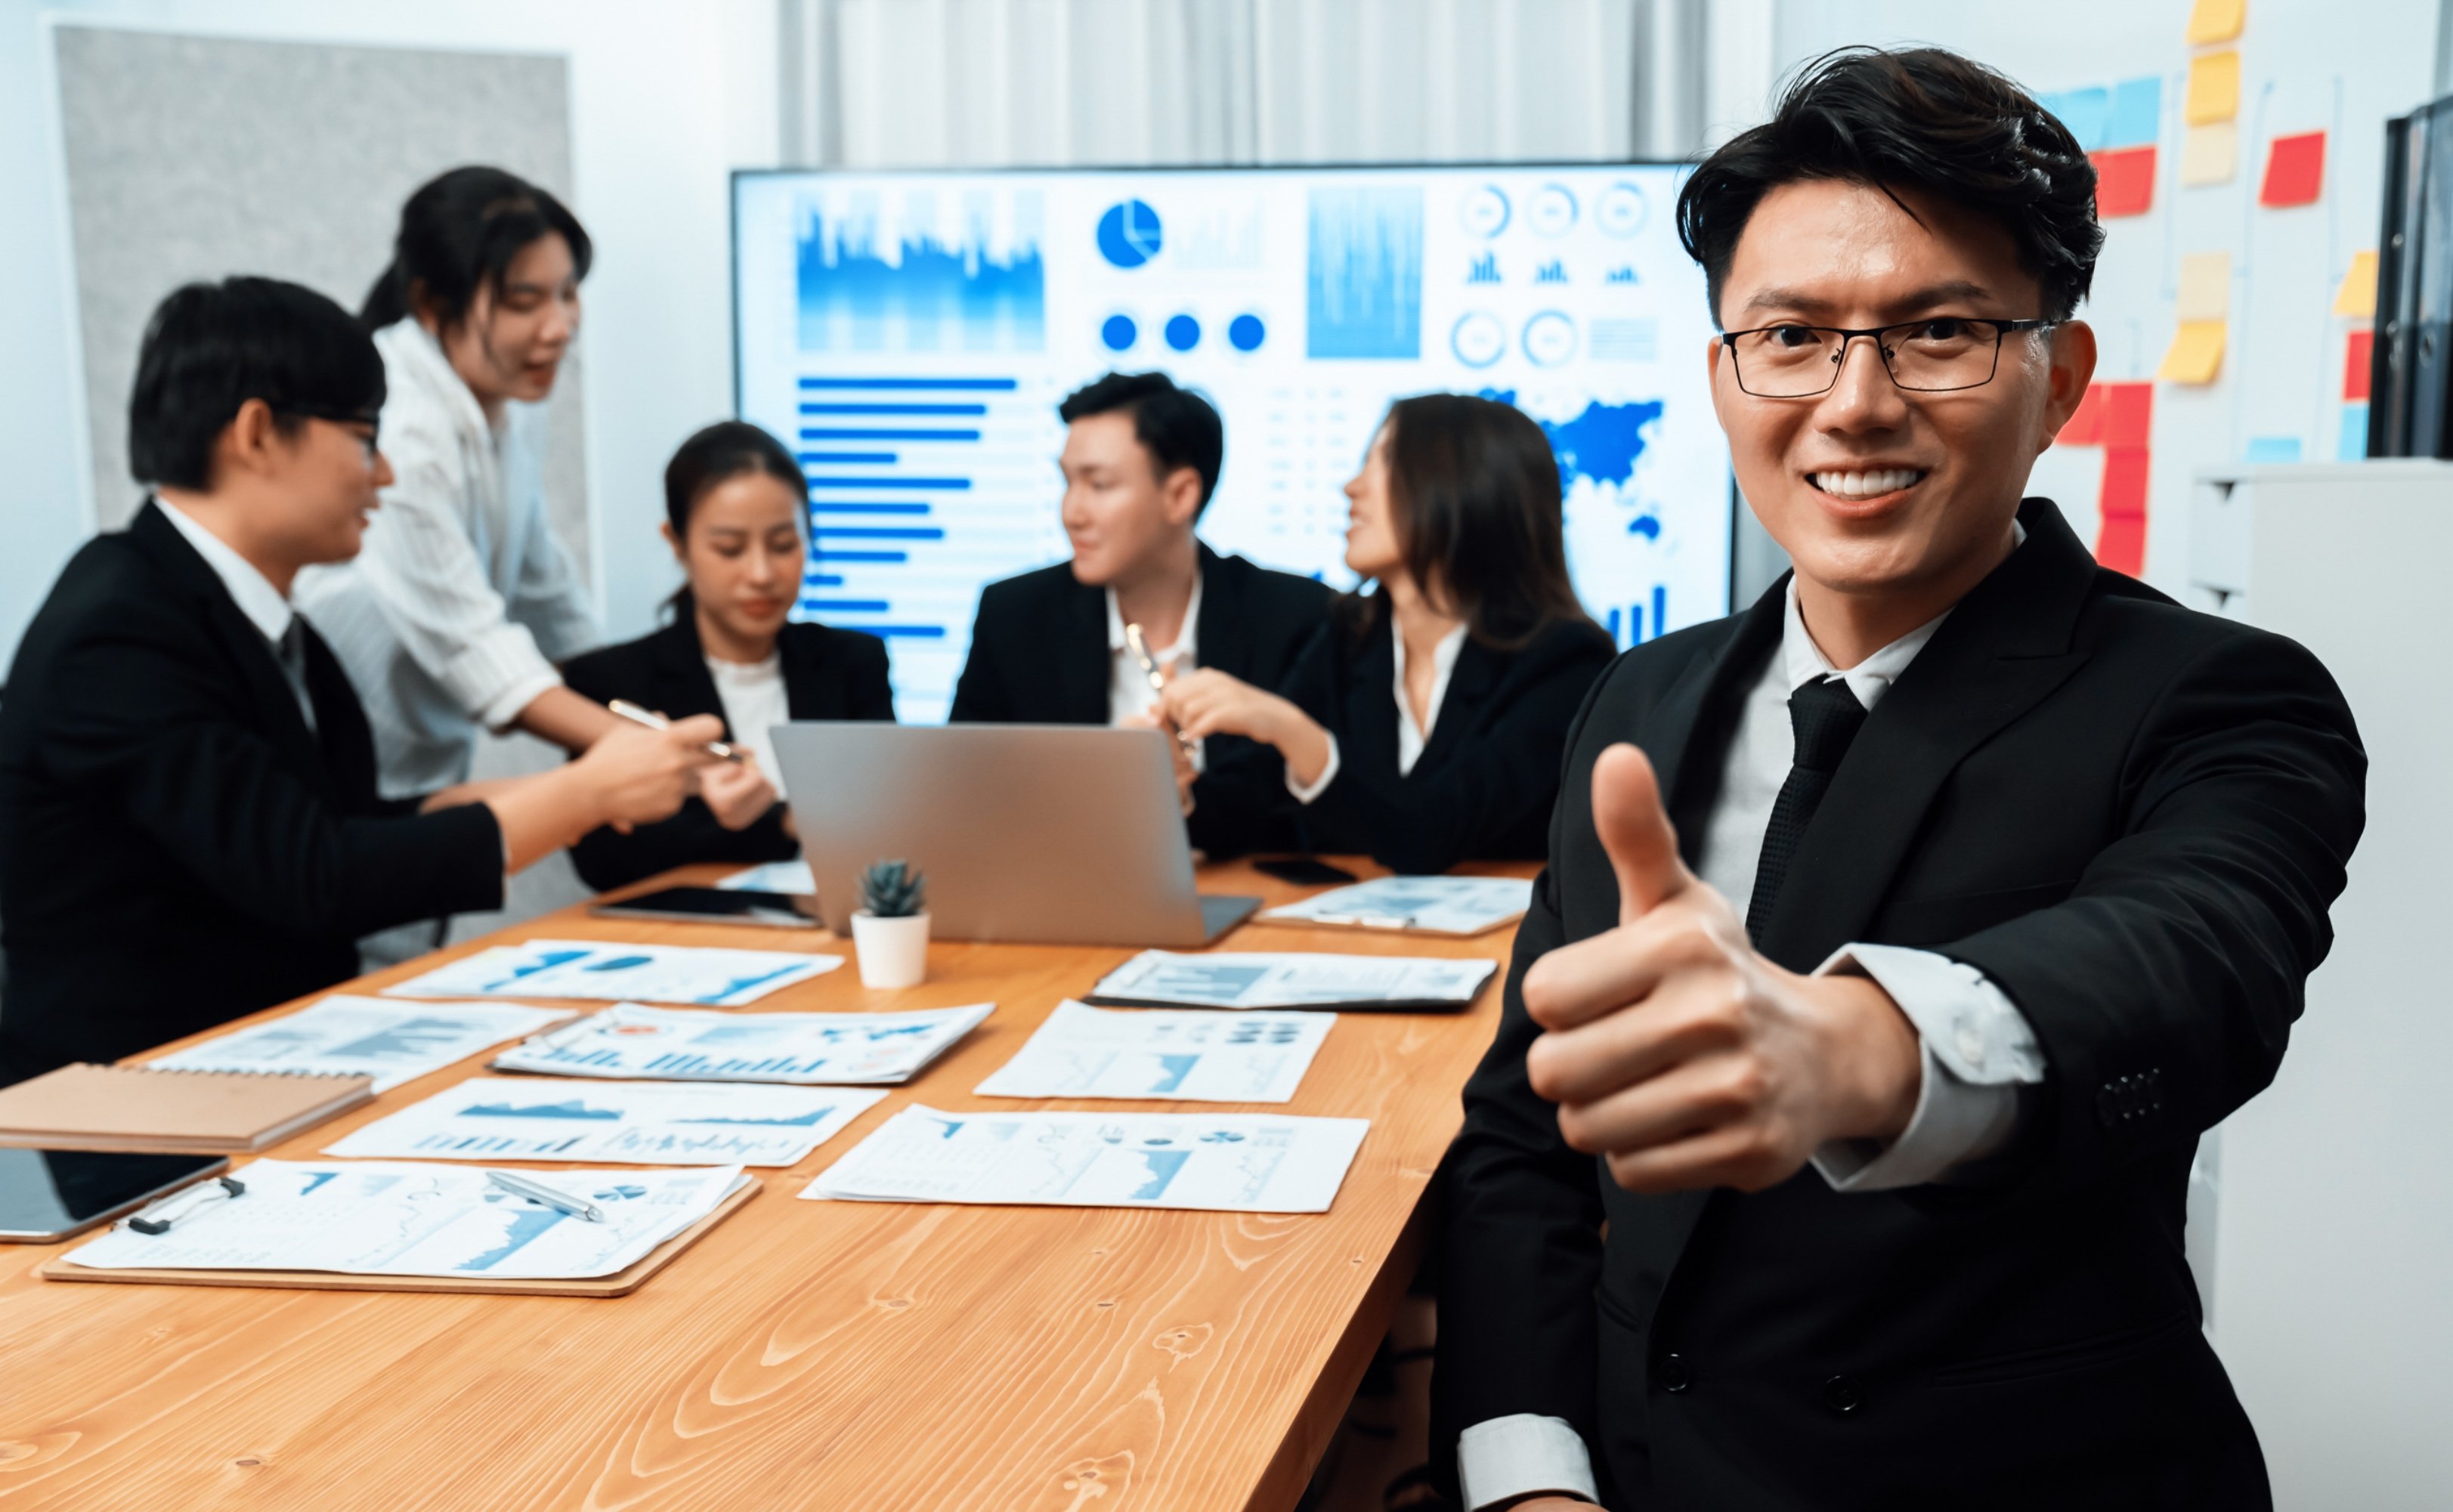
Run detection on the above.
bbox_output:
[2093,146,2158,217]
[2334,250,2379,317]
[2186,51,2240,125]
[2157,320,2226,383]
[2187,0,2246,45]
[2260,131,2325,207]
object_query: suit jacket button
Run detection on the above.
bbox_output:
[2096,1085,2122,1128]
[1658,1353,1690,1393]
[1823,1374,1864,1414]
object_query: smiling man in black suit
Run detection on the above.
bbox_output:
[1434,48,2365,1511]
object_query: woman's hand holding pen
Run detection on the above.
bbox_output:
[1159,669,1335,788]
[696,751,779,831]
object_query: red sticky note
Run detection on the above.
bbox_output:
[2061,384,2108,445]
[2344,329,2374,402]
[2103,382,2155,450]
[2096,514,2146,576]
[2100,448,2151,518]
[2261,131,2326,207]
[2093,146,2158,217]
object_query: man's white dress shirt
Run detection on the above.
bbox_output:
[157,499,314,731]
[295,319,596,797]
[1289,615,1469,802]
[1458,540,2048,1512]
[1106,577,1205,768]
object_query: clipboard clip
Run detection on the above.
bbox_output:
[125,1175,246,1235]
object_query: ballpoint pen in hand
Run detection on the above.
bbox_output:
[1124,623,1200,756]
[607,698,744,763]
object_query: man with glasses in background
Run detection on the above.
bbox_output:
[1434,47,2365,1510]
[0,277,724,1084]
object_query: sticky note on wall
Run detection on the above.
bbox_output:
[2260,131,2326,207]
[2093,146,2158,217]
[2334,250,2379,317]
[2158,321,2227,383]
[2187,0,2247,45]
[2181,122,2237,186]
[2047,87,2112,151]
[2345,329,2375,402]
[2176,252,2231,321]
[2105,77,2163,148]
[2186,51,2241,124]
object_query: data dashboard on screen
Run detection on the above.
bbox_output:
[733,164,1731,723]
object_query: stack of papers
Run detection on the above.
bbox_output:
[976,1001,1330,1103]
[492,1003,992,1085]
[1087,951,1497,1012]
[803,1105,1368,1214]
[1261,876,1533,936]
[325,1078,885,1167]
[385,939,840,1006]
[147,997,574,1093]
[65,1159,744,1281]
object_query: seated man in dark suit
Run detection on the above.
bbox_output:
[947,370,1331,855]
[1435,48,2365,1510]
[0,277,724,1083]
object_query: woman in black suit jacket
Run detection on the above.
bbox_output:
[561,422,893,891]
[1162,394,1613,874]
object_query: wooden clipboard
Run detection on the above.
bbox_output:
[37,1175,760,1298]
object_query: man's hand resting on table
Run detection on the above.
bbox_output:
[1522,743,1923,1195]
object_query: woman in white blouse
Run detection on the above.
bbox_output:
[297,165,625,799]
[560,422,896,891]
[1158,393,1614,873]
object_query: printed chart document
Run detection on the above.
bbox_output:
[1261,876,1534,936]
[325,1078,886,1167]
[493,1003,993,1085]
[1087,951,1497,1012]
[147,997,574,1093]
[976,1001,1331,1104]
[385,938,841,1007]
[803,1105,1368,1214]
[716,860,817,894]
[65,1159,744,1280]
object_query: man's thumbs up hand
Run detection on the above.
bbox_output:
[1522,743,1923,1195]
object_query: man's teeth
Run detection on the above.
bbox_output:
[1811,468,1925,499]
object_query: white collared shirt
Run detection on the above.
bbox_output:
[156,496,295,645]
[707,651,790,800]
[1288,613,1468,802]
[294,318,596,797]
[1458,529,2050,1512]
[1105,575,1201,728]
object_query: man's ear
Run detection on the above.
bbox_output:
[2040,319,2099,442]
[1161,465,1205,529]
[218,397,285,481]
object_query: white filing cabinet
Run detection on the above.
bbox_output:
[2184,460,2453,1508]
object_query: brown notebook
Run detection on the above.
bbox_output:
[0,1064,375,1153]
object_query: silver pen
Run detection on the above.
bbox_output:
[487,1170,607,1223]
[1124,623,1199,756]
[607,698,744,763]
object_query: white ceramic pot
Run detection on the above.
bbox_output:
[849,911,930,988]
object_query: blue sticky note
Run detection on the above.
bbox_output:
[2243,436,2303,465]
[2338,403,2370,461]
[2046,87,2111,151]
[2105,76,2163,149]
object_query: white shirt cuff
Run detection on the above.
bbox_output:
[472,667,563,734]
[1458,1415,1599,1510]
[1806,943,2043,1192]
[1285,731,1341,804]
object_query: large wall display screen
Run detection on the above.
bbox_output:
[735,164,1731,722]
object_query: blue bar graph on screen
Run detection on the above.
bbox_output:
[796,194,1046,353]
[1306,187,1423,358]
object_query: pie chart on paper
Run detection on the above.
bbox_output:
[1097,199,1165,268]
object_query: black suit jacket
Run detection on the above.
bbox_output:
[0,502,505,1082]
[1435,500,2365,1509]
[947,542,1332,855]
[558,606,895,891]
[1275,609,1614,873]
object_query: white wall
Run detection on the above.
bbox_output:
[0,0,781,669]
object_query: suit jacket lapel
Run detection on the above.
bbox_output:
[1645,579,1786,868]
[1059,579,1111,725]
[127,502,323,775]
[645,612,730,734]
[1752,499,2099,969]
[1412,633,1498,775]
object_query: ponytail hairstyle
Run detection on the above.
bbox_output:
[361,165,593,331]
[661,420,809,614]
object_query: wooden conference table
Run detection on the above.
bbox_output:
[0,857,1536,1510]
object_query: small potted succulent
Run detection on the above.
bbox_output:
[849,858,930,988]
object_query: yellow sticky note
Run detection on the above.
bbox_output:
[2177,252,2231,321]
[2181,122,2237,186]
[2187,0,2246,45]
[2187,51,2241,124]
[2333,249,2379,317]
[2158,320,2227,384]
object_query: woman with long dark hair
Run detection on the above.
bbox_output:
[560,422,895,891]
[1161,393,1614,873]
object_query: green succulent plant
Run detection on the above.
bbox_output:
[856,858,927,919]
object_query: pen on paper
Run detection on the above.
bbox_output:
[608,699,744,763]
[487,1170,608,1223]
[1124,623,1199,756]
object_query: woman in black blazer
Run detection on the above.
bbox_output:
[561,422,894,891]
[1161,393,1613,874]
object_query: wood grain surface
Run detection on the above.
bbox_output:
[0,858,1533,1511]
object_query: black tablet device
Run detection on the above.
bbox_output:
[589,885,822,929]
[0,1148,230,1242]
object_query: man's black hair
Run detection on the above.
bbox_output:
[1057,370,1224,515]
[1676,46,2105,324]
[128,277,386,492]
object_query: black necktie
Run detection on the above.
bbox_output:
[274,620,319,736]
[1746,676,1867,944]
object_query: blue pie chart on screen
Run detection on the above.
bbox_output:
[1097,200,1164,268]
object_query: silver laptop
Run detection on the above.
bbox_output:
[772,722,1260,947]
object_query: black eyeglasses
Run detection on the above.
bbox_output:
[280,408,382,463]
[1719,317,2053,397]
